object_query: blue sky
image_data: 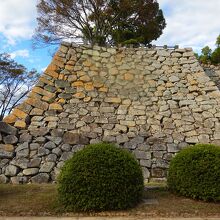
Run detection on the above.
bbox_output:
[0,0,220,72]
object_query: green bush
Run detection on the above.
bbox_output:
[57,142,144,211]
[168,144,220,201]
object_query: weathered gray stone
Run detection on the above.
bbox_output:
[134,150,151,160]
[63,132,80,144]
[3,135,18,144]
[30,128,49,137]
[0,174,9,183]
[0,149,14,159]
[44,141,56,149]
[31,173,50,183]
[16,142,29,158]
[28,158,41,168]
[11,158,29,169]
[38,147,50,156]
[60,152,73,161]
[116,134,129,144]
[5,165,19,176]
[143,167,150,179]
[55,80,70,88]
[39,162,55,173]
[23,168,39,176]
[11,176,28,184]
[47,154,57,162]
[30,143,40,150]
[46,136,62,145]
[0,159,9,168]
[52,147,62,156]
[61,144,71,151]
[0,122,17,135]
[140,159,151,167]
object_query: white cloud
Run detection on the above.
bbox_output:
[0,0,37,44]
[156,0,220,52]
[10,49,30,59]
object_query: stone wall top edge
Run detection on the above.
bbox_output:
[60,41,193,52]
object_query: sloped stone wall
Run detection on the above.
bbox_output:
[1,43,220,184]
[203,64,220,89]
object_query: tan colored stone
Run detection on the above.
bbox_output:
[32,87,55,99]
[45,63,59,72]
[68,75,77,82]
[58,73,65,80]
[120,120,136,127]
[30,108,44,116]
[74,92,86,99]
[105,97,122,103]
[99,87,108,92]
[49,103,63,111]
[109,68,119,75]
[72,81,84,87]
[39,76,54,86]
[52,56,65,68]
[1,144,14,152]
[28,91,41,99]
[14,120,27,129]
[42,96,52,102]
[65,65,74,71]
[80,75,91,82]
[58,98,66,104]
[83,60,93,67]
[85,83,94,91]
[12,109,28,119]
[124,73,134,81]
[44,69,59,79]
[3,114,17,124]
[93,81,104,88]
[25,98,49,111]
[66,60,76,65]
[84,97,92,102]
[77,71,86,77]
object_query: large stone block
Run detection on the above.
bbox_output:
[0,122,17,135]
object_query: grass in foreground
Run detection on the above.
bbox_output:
[0,184,219,217]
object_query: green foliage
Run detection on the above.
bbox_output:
[198,35,220,65]
[199,46,212,64]
[168,144,220,201]
[57,142,144,212]
[211,47,220,64]
[35,0,166,47]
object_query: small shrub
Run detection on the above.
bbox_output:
[168,144,220,201]
[57,142,144,211]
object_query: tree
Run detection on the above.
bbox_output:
[211,47,220,64]
[34,0,166,47]
[199,46,212,64]
[0,53,39,121]
[216,34,220,48]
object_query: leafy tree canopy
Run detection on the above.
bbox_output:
[197,35,220,65]
[34,0,166,47]
[0,53,39,120]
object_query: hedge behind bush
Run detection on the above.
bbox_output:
[168,144,220,201]
[57,142,144,211]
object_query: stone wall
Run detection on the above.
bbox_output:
[203,64,220,89]
[1,43,220,184]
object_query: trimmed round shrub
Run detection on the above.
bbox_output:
[57,142,144,211]
[168,144,220,201]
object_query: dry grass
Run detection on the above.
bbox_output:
[0,184,219,217]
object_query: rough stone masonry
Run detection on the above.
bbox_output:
[0,42,220,184]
